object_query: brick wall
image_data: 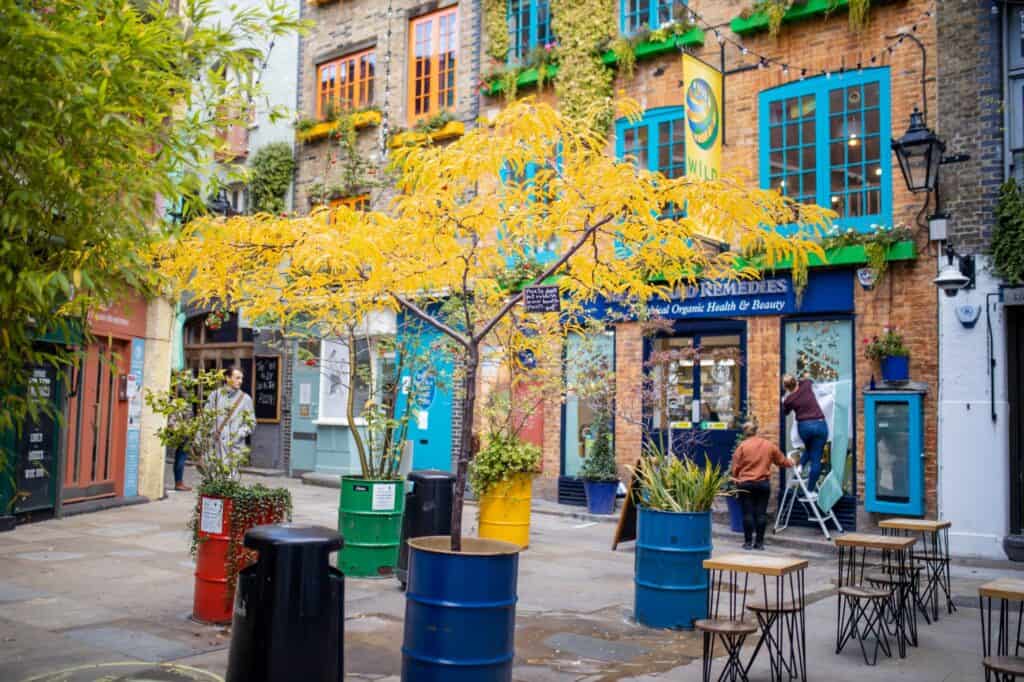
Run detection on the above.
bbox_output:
[294,0,481,212]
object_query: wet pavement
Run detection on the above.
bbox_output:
[0,465,1020,681]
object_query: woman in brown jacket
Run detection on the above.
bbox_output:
[731,422,795,550]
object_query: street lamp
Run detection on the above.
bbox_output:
[933,242,974,297]
[206,189,236,217]
[891,108,945,194]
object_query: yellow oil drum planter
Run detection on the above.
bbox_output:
[478,473,533,548]
[469,434,542,550]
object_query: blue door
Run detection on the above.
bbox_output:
[290,340,320,475]
[865,391,924,516]
[644,321,746,472]
[394,315,454,472]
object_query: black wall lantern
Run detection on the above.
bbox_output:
[891,107,945,194]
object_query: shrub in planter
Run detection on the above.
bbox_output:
[470,432,541,548]
[863,327,909,383]
[579,416,618,515]
[631,443,730,629]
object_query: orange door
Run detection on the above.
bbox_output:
[63,339,129,502]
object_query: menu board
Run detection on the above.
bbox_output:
[17,365,58,512]
[253,355,281,423]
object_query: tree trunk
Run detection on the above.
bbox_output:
[449,345,479,552]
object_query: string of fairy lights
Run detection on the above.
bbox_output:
[676,2,938,80]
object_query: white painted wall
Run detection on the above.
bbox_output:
[938,255,1010,559]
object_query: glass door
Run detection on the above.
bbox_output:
[648,331,744,472]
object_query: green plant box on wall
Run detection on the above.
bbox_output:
[485,28,705,96]
[739,239,917,271]
[730,0,896,36]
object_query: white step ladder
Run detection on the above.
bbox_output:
[774,449,844,541]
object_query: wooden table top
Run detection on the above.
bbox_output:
[703,553,809,577]
[878,518,952,532]
[834,533,916,550]
[980,578,1024,601]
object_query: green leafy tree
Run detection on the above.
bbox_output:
[993,179,1024,285]
[0,0,303,442]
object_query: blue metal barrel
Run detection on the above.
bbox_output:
[401,536,520,682]
[634,507,712,629]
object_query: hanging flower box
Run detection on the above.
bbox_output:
[389,120,465,148]
[730,0,902,36]
[295,109,383,143]
[484,28,705,97]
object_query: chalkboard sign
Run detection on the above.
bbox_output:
[523,285,560,313]
[253,355,281,423]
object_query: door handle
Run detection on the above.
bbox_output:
[691,401,701,423]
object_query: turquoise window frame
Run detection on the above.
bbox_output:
[620,0,686,35]
[615,105,687,228]
[508,0,553,63]
[499,156,561,265]
[758,67,892,233]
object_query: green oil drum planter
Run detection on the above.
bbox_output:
[338,476,406,578]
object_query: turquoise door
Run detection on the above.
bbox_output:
[395,315,453,472]
[290,341,320,474]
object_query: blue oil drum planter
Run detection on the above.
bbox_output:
[880,355,909,383]
[583,480,618,515]
[402,536,521,682]
[634,506,712,630]
[725,495,744,533]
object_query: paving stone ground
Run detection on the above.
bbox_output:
[0,464,1020,681]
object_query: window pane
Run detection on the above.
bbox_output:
[770,100,783,125]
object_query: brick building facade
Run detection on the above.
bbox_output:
[483,0,943,530]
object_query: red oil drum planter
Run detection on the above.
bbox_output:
[193,495,234,624]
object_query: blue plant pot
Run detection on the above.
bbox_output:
[402,536,521,682]
[583,480,618,515]
[881,355,909,383]
[726,495,744,533]
[634,507,711,630]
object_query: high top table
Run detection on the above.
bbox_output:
[702,553,809,682]
[834,533,917,664]
[879,518,955,623]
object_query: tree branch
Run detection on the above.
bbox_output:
[473,212,617,344]
[392,293,471,350]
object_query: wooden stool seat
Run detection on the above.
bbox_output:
[866,571,916,586]
[747,601,802,614]
[839,585,892,600]
[984,656,1024,675]
[694,617,758,636]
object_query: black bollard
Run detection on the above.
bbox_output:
[226,525,344,682]
[396,469,455,588]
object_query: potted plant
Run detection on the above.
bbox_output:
[146,369,292,625]
[863,326,910,383]
[579,415,618,514]
[631,443,731,629]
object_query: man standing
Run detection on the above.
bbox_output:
[205,367,255,477]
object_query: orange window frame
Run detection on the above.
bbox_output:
[329,195,370,223]
[408,7,458,124]
[317,48,376,120]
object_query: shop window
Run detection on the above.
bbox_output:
[615,107,686,220]
[562,330,615,477]
[317,49,375,120]
[408,7,457,124]
[1008,7,1024,180]
[317,336,395,423]
[621,0,686,35]
[783,318,855,493]
[508,0,552,63]
[759,68,892,232]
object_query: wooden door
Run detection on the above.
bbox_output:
[63,339,129,502]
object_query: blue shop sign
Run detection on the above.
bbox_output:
[584,269,852,321]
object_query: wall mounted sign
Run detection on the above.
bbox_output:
[524,285,561,313]
[254,355,281,423]
[682,54,723,181]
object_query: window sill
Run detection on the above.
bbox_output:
[483,28,705,96]
[314,417,368,427]
[296,109,382,143]
[389,120,465,148]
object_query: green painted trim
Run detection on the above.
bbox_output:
[485,28,705,96]
[738,240,917,271]
[730,0,850,36]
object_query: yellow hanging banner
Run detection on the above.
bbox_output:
[682,54,723,181]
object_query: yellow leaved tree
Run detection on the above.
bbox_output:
[154,97,832,550]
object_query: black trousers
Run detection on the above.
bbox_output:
[737,480,771,544]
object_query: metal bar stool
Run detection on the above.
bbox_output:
[696,568,757,682]
[879,518,957,623]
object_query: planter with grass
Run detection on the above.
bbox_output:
[632,445,730,630]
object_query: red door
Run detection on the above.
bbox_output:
[63,339,129,502]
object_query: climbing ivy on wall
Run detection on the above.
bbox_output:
[484,0,510,61]
[992,179,1024,285]
[550,0,616,134]
[248,142,295,214]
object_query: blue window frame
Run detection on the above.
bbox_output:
[759,67,892,232]
[620,0,686,35]
[615,106,686,222]
[508,0,552,63]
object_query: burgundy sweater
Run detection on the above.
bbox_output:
[783,379,825,422]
